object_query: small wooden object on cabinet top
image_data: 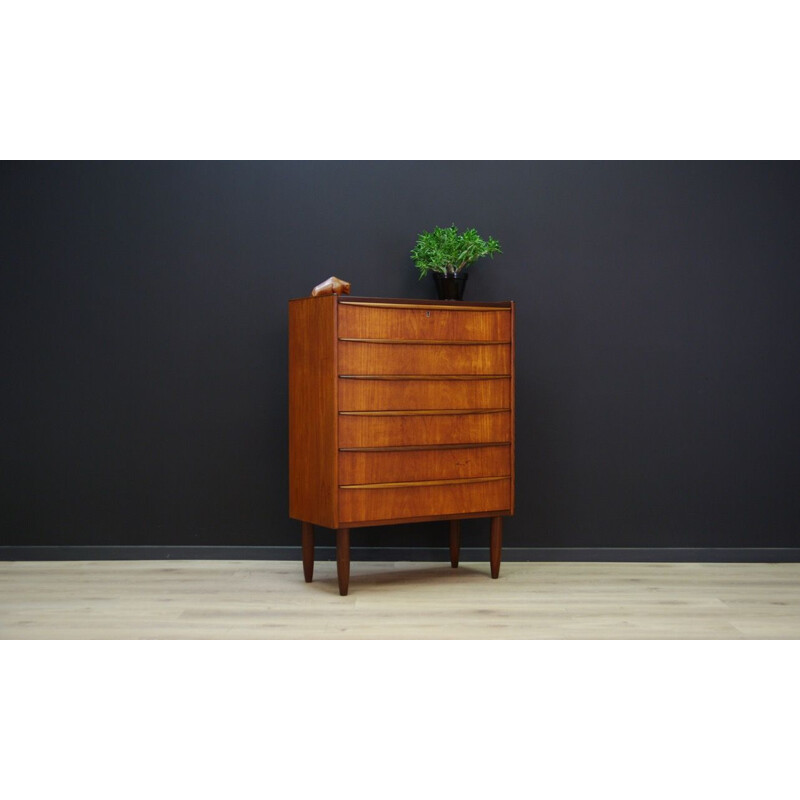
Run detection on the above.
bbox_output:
[288,295,515,595]
[310,276,351,297]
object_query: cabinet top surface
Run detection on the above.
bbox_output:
[289,295,513,309]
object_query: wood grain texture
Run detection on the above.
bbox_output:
[339,444,511,485]
[338,411,512,448]
[339,409,509,417]
[340,442,509,453]
[339,374,510,380]
[339,338,511,345]
[343,510,513,528]
[339,377,511,411]
[338,303,511,342]
[288,296,338,527]
[3,561,799,639]
[338,341,511,375]
[509,302,516,515]
[339,478,512,524]
[291,296,513,579]
[341,476,508,490]
[339,299,512,310]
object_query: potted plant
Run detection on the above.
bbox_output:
[410,224,502,300]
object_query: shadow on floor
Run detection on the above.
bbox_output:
[309,563,492,595]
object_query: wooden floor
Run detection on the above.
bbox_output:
[1,560,799,639]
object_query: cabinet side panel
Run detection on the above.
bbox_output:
[289,297,337,528]
[509,301,516,515]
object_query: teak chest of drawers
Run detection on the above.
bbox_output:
[288,295,515,594]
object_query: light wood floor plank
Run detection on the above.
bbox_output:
[1,560,799,639]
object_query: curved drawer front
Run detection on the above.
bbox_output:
[339,478,511,526]
[339,411,512,448]
[339,444,511,485]
[338,341,511,375]
[339,377,510,411]
[339,477,512,524]
[339,303,511,341]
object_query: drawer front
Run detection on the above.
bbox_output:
[339,478,512,524]
[338,341,511,376]
[339,411,512,448]
[339,444,511,486]
[338,303,511,342]
[339,377,510,411]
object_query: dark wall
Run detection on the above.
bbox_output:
[2,161,800,551]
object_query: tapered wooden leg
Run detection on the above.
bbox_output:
[449,520,461,568]
[301,522,314,583]
[490,516,502,579]
[337,528,350,596]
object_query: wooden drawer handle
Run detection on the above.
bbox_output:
[340,301,510,311]
[339,409,509,416]
[339,442,510,452]
[340,476,510,490]
[339,338,511,345]
[339,374,510,380]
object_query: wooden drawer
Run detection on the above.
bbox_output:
[339,377,511,411]
[339,410,512,448]
[338,341,511,376]
[339,477,512,524]
[339,444,511,485]
[338,302,511,342]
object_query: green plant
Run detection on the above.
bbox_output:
[410,224,502,279]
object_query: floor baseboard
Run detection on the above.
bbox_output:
[1,546,799,562]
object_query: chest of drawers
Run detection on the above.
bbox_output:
[288,295,515,594]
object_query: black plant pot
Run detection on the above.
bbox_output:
[432,272,468,300]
